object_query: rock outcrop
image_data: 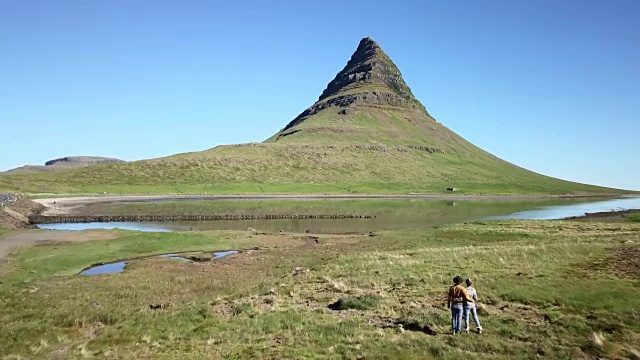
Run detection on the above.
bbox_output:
[44,156,123,166]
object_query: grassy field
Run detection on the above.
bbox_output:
[1,218,639,359]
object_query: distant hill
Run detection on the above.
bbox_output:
[0,38,628,195]
[2,156,124,175]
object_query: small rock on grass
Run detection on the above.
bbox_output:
[291,267,310,276]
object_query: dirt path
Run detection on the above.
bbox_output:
[0,230,117,261]
[32,193,616,216]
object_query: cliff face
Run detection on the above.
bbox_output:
[318,37,421,106]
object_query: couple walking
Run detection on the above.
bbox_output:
[447,276,482,334]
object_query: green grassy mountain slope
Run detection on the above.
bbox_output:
[0,142,623,195]
[0,38,628,195]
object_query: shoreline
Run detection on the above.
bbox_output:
[32,193,633,216]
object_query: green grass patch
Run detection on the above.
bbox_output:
[329,294,382,311]
[625,212,640,222]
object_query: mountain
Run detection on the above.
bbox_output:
[0,38,626,195]
[268,37,439,145]
[2,156,124,175]
[265,37,497,157]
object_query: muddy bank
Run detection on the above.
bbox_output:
[0,196,45,229]
[565,209,640,221]
[29,213,374,224]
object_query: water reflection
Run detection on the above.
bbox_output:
[213,250,239,259]
[38,222,171,232]
[79,261,127,275]
[39,197,640,234]
[490,197,640,220]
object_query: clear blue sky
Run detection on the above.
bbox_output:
[1,0,638,190]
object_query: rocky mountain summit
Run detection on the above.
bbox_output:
[266,37,480,156]
[318,37,424,109]
[274,37,429,137]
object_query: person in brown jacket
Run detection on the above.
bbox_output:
[447,276,474,334]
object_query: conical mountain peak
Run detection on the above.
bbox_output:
[268,37,439,144]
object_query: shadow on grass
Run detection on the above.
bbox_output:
[328,295,381,311]
[369,317,438,336]
[393,320,438,335]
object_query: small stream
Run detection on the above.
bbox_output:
[79,250,241,276]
